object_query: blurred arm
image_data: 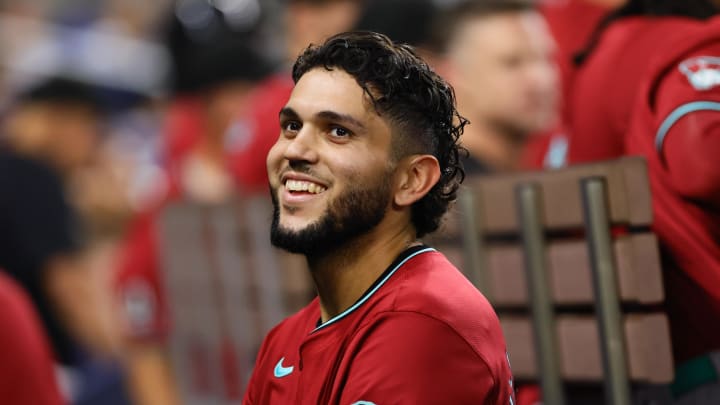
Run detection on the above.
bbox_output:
[653,50,720,208]
[114,213,179,405]
[124,343,180,405]
[661,108,720,207]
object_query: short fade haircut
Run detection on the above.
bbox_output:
[431,0,536,54]
[291,31,467,238]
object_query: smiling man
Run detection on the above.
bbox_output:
[242,31,514,405]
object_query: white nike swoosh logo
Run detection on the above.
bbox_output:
[273,357,294,378]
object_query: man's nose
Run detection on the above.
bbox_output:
[283,127,319,164]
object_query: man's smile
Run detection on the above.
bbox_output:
[285,179,327,194]
[278,171,329,207]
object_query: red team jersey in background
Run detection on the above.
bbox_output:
[625,17,720,364]
[0,272,64,405]
[539,0,609,121]
[243,246,515,405]
[228,74,294,192]
[567,16,704,163]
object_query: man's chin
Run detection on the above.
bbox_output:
[270,217,324,254]
[270,227,322,255]
[276,215,314,233]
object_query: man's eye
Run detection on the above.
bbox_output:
[330,126,350,137]
[283,121,301,132]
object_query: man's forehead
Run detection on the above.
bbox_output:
[286,68,376,118]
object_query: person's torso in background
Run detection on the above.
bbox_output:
[625,16,720,364]
[0,150,83,366]
[567,16,704,163]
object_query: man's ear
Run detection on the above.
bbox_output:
[394,155,441,207]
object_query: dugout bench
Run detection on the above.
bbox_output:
[429,156,674,405]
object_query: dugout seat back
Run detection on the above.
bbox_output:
[157,195,312,404]
[428,156,674,405]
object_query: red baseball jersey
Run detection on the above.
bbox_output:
[243,246,515,405]
[567,16,704,163]
[539,0,610,122]
[625,16,720,364]
[0,272,64,405]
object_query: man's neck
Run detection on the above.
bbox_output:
[308,217,418,323]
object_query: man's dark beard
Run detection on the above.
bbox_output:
[270,176,392,257]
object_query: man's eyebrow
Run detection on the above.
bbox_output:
[279,106,299,120]
[316,110,366,130]
[279,107,367,131]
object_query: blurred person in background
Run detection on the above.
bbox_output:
[0,77,130,405]
[623,7,720,404]
[562,0,717,164]
[523,1,720,402]
[352,0,437,59]
[113,5,276,404]
[519,0,621,170]
[432,0,560,174]
[0,271,65,404]
[284,0,363,64]
[99,0,172,38]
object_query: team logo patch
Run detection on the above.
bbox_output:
[121,278,156,334]
[679,56,720,91]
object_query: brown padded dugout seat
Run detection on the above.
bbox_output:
[157,195,313,403]
[429,157,674,388]
[501,314,672,383]
[482,234,663,307]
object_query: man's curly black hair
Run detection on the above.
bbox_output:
[292,31,468,238]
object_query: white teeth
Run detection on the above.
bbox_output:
[285,179,326,194]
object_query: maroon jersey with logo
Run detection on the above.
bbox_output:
[625,17,720,364]
[243,246,514,405]
[567,16,704,163]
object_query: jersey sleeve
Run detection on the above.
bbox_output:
[339,312,514,405]
[0,273,64,405]
[653,48,720,207]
